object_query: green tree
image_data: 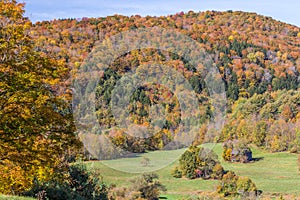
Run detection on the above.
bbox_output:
[179,146,201,179]
[25,163,108,200]
[178,146,224,179]
[253,121,267,146]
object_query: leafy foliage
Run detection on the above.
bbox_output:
[1,1,300,197]
[220,90,300,152]
[130,173,166,200]
[222,140,253,163]
[28,9,300,154]
[108,173,166,200]
[177,146,224,179]
[0,0,81,194]
[24,163,108,200]
[171,166,182,178]
[29,11,300,103]
[217,171,259,198]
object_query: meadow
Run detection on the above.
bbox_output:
[85,143,300,199]
[0,196,35,200]
[2,143,299,199]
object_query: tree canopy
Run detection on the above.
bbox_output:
[0,0,80,194]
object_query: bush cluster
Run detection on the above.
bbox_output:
[108,173,166,200]
[217,171,260,198]
[172,146,225,180]
[24,163,108,200]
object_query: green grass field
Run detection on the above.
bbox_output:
[85,143,300,198]
[3,144,298,199]
[0,195,35,200]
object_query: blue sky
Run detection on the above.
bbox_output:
[22,0,300,27]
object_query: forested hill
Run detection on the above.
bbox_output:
[30,10,299,100]
[28,11,300,153]
[1,2,300,196]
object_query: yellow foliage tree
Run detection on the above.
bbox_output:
[0,0,80,194]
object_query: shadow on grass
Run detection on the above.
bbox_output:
[252,157,264,162]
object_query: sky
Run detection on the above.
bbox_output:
[22,0,300,27]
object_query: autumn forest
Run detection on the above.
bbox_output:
[1,0,300,199]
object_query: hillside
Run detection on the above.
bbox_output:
[27,10,300,153]
[1,1,300,198]
[30,11,300,97]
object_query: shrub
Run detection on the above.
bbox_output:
[171,166,182,178]
[212,163,224,180]
[289,146,299,153]
[24,163,108,200]
[130,173,166,200]
[222,148,232,161]
[236,176,257,196]
[108,186,145,200]
[217,171,238,197]
[176,146,225,180]
[217,171,259,198]
[108,173,166,200]
[178,146,200,179]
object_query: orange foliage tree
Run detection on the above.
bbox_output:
[0,0,80,194]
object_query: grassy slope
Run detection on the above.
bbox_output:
[0,195,35,200]
[2,144,298,199]
[218,145,300,195]
[85,143,300,198]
